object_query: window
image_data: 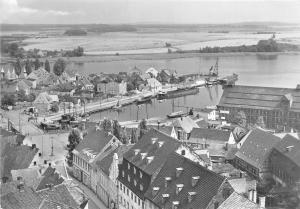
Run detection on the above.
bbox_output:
[135,195,137,203]
[139,171,143,179]
[133,167,136,174]
[140,184,143,191]
[120,184,122,191]
[128,175,131,182]
[122,171,125,177]
[138,199,140,206]
[127,188,129,196]
[134,180,137,186]
[128,162,130,170]
[123,186,125,193]
[131,192,133,200]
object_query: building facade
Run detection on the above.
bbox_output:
[218,85,300,131]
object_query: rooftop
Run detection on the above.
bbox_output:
[123,129,181,175]
[144,152,225,209]
[218,192,261,209]
[218,85,300,112]
[189,127,231,141]
[235,129,280,169]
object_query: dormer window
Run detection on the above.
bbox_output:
[140,153,147,160]
[128,175,131,182]
[162,194,169,204]
[140,171,143,179]
[128,163,130,170]
[134,149,140,156]
[176,167,184,178]
[146,156,154,164]
[152,187,160,196]
[134,180,137,186]
[151,138,158,144]
[158,141,164,148]
[133,167,136,174]
[165,177,172,188]
[188,192,196,203]
[191,176,200,187]
[176,184,184,195]
[140,184,144,191]
[122,171,125,177]
[172,201,179,209]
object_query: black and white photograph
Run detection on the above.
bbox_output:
[0,0,300,208]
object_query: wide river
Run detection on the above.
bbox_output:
[68,53,300,122]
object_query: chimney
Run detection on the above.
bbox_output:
[151,138,158,144]
[31,144,36,149]
[33,161,37,166]
[286,145,294,152]
[140,153,147,160]
[152,187,160,196]
[176,184,184,195]
[249,189,254,202]
[165,177,172,188]
[48,163,52,167]
[259,197,265,208]
[191,176,200,187]
[44,160,47,165]
[134,149,140,156]
[146,156,154,164]
[181,149,185,156]
[39,153,42,157]
[176,167,183,178]
[162,194,169,204]
[157,141,164,148]
[188,192,196,203]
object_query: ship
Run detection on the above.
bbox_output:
[157,87,199,100]
[201,58,219,77]
[135,95,152,105]
[167,111,187,119]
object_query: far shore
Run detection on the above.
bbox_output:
[1,51,300,65]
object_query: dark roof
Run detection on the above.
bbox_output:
[218,192,261,209]
[0,144,38,180]
[235,129,280,169]
[123,129,181,175]
[0,181,43,209]
[36,166,65,191]
[75,127,115,157]
[218,85,300,112]
[96,145,133,176]
[147,125,175,137]
[37,184,78,209]
[144,152,225,209]
[189,128,231,141]
[273,134,300,167]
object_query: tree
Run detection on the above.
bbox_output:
[101,118,112,133]
[66,128,81,166]
[25,59,32,75]
[112,120,121,140]
[45,59,51,73]
[17,90,27,102]
[14,58,22,78]
[138,119,147,139]
[53,58,66,76]
[1,93,16,106]
[34,58,40,70]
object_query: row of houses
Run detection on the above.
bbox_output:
[71,121,269,209]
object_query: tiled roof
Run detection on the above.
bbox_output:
[123,129,181,175]
[147,125,175,137]
[0,144,38,180]
[75,126,116,158]
[235,129,280,169]
[273,134,300,167]
[173,116,199,134]
[0,181,43,209]
[35,166,65,191]
[218,85,300,112]
[144,152,225,209]
[218,192,261,209]
[189,128,231,141]
[11,167,42,190]
[96,145,133,176]
[37,184,78,209]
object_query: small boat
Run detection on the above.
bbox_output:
[167,111,186,119]
[135,95,152,105]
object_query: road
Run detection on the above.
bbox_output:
[45,91,153,121]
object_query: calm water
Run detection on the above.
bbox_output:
[73,54,300,121]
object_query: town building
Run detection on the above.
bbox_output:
[27,68,50,85]
[33,92,59,113]
[218,85,300,131]
[269,134,300,187]
[145,67,159,78]
[94,145,132,209]
[233,128,280,179]
[72,125,121,189]
[218,192,263,209]
[158,69,177,84]
[172,116,199,140]
[144,152,232,209]
[146,78,162,93]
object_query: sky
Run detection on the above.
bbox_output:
[0,0,300,24]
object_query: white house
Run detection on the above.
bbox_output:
[119,81,127,95]
[145,67,159,78]
[146,78,162,93]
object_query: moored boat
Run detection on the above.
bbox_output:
[167,111,187,118]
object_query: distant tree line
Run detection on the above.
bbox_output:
[199,39,300,53]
